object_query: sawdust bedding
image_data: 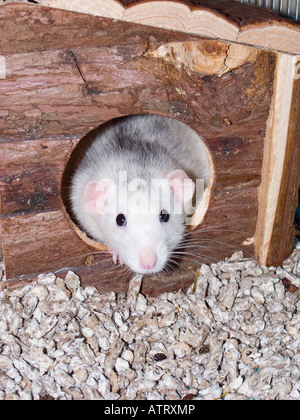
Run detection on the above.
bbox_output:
[0,250,299,400]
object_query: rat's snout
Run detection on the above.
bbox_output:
[139,247,157,271]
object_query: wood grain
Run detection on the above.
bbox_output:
[0,139,77,215]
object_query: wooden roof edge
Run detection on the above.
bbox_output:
[3,0,300,54]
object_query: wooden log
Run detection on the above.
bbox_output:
[40,0,300,54]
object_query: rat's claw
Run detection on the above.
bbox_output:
[112,251,118,265]
[108,248,119,265]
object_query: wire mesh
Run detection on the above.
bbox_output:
[237,0,299,20]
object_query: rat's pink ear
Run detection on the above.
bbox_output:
[166,170,195,205]
[82,181,111,215]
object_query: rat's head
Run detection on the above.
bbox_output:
[81,170,195,274]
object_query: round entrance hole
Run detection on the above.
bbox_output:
[61,114,214,272]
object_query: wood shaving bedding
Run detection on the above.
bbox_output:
[0,251,299,400]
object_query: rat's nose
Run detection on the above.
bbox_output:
[139,248,157,271]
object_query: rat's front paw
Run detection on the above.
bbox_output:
[108,248,124,266]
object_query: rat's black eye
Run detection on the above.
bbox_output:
[159,210,170,223]
[116,213,127,227]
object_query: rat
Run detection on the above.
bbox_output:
[70,114,210,275]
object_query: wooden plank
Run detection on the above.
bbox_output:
[0,3,209,56]
[265,62,300,265]
[38,0,300,54]
[254,54,300,265]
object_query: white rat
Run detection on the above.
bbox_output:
[70,114,209,274]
